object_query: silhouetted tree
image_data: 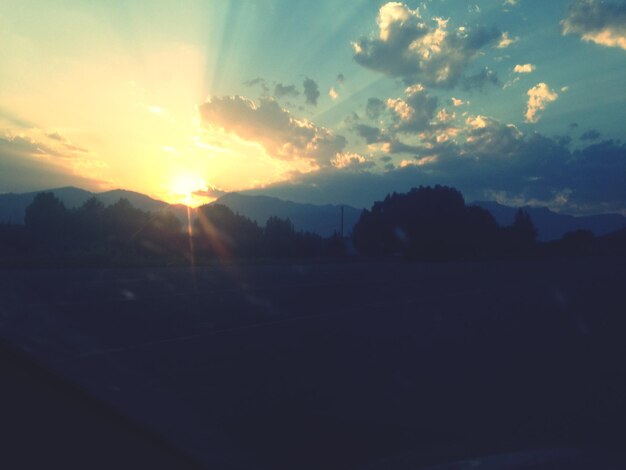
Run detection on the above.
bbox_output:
[264,216,296,257]
[324,231,347,258]
[194,204,262,258]
[554,229,595,256]
[103,198,149,241]
[141,210,185,258]
[24,192,70,250]
[72,197,106,242]
[499,208,538,254]
[352,186,498,259]
[512,209,537,243]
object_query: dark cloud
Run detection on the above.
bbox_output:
[198,95,347,167]
[46,132,65,142]
[302,77,320,106]
[354,124,388,144]
[555,135,573,147]
[193,186,227,199]
[337,73,345,84]
[580,129,601,140]
[562,0,626,51]
[461,67,499,91]
[384,139,422,154]
[379,155,392,162]
[251,117,626,215]
[0,107,36,129]
[0,133,87,159]
[355,88,448,154]
[365,98,386,120]
[387,87,439,133]
[463,115,522,155]
[274,83,299,98]
[46,131,89,153]
[343,112,360,126]
[0,135,47,158]
[0,135,102,192]
[243,77,269,94]
[352,3,501,88]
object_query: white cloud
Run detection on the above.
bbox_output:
[436,108,456,123]
[451,97,465,106]
[329,87,339,100]
[198,96,346,167]
[497,32,518,48]
[259,118,626,215]
[331,152,373,170]
[385,87,439,133]
[404,83,425,95]
[562,0,626,51]
[503,77,520,89]
[513,63,535,73]
[525,83,559,123]
[353,2,501,88]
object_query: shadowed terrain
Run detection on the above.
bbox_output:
[1,258,625,469]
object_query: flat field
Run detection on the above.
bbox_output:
[1,258,625,469]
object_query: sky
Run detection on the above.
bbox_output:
[1,0,625,214]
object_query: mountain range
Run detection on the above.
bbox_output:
[0,187,168,225]
[1,187,624,241]
[473,201,626,242]
[211,193,360,237]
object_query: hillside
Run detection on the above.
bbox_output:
[474,201,626,241]
[3,187,624,242]
[0,187,167,223]
[212,193,361,237]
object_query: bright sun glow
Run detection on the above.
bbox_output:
[170,174,209,207]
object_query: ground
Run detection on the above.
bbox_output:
[1,258,625,469]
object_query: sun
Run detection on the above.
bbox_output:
[169,173,209,207]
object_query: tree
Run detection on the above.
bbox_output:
[103,198,149,241]
[352,185,498,259]
[194,204,262,258]
[72,197,106,242]
[24,192,69,249]
[264,216,296,257]
[511,208,538,245]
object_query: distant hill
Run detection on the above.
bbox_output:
[90,189,167,212]
[474,201,626,241]
[212,193,361,237]
[0,187,167,224]
[4,187,623,241]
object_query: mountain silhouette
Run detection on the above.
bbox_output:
[474,200,626,241]
[212,193,360,237]
[0,187,167,223]
[2,187,624,241]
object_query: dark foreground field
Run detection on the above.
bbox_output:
[1,258,626,469]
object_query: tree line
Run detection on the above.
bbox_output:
[352,185,538,259]
[0,192,344,266]
[0,186,623,266]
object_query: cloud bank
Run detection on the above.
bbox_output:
[253,117,626,215]
[562,0,626,50]
[352,2,501,88]
[198,95,353,167]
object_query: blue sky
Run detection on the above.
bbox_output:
[1,0,625,213]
